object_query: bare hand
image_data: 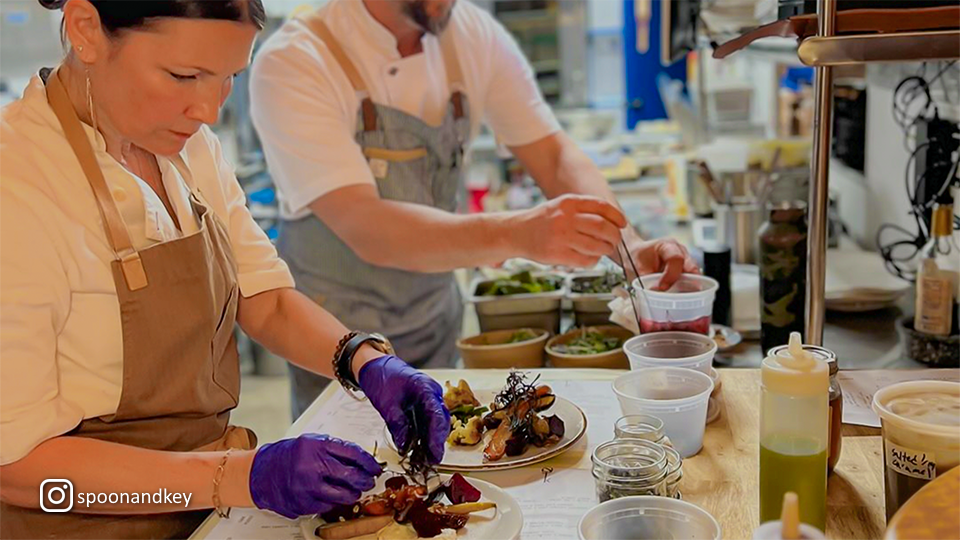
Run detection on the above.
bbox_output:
[625,238,700,290]
[516,195,627,268]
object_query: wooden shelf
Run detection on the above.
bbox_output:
[798,29,960,66]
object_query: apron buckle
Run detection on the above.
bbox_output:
[119,251,149,291]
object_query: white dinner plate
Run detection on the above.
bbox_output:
[299,474,523,540]
[385,390,587,472]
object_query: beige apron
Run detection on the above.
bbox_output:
[0,68,256,540]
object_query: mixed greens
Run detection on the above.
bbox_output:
[570,271,625,295]
[476,271,562,296]
[505,329,538,343]
[551,330,623,355]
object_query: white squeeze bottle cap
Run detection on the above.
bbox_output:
[752,492,827,540]
[761,333,829,397]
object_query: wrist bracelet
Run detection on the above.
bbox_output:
[212,448,233,519]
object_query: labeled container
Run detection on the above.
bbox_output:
[591,439,668,502]
[759,333,829,532]
[623,331,717,375]
[767,344,842,473]
[872,380,960,521]
[546,325,633,369]
[578,496,721,540]
[634,274,718,335]
[456,328,549,369]
[613,367,714,457]
[759,203,807,355]
[468,273,565,334]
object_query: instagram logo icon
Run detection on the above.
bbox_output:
[40,479,73,513]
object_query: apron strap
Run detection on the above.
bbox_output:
[301,12,379,132]
[45,68,148,291]
[438,28,466,120]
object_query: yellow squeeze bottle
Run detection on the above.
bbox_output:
[759,333,829,532]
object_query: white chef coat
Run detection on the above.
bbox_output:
[0,74,295,465]
[250,0,562,220]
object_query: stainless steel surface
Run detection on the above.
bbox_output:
[719,296,924,369]
[805,0,837,346]
[713,199,762,265]
[798,30,960,67]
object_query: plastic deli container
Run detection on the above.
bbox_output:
[633,274,718,335]
[578,496,721,540]
[623,332,717,375]
[613,367,714,457]
[872,380,960,521]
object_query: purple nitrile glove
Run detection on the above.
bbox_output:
[358,355,451,464]
[249,433,381,519]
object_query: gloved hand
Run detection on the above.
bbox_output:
[358,355,450,464]
[249,433,381,519]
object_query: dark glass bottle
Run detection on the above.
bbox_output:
[759,203,808,354]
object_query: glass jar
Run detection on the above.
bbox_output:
[592,439,668,502]
[664,446,683,499]
[826,356,843,473]
[614,415,668,446]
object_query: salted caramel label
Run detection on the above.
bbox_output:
[886,442,937,480]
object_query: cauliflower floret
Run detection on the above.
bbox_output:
[446,416,484,446]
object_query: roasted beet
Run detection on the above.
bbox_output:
[482,413,503,431]
[384,475,408,491]
[504,433,529,456]
[446,473,481,504]
[406,499,468,538]
[547,414,565,438]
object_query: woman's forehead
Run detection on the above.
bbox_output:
[113,17,257,73]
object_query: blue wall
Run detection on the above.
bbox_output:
[623,0,689,128]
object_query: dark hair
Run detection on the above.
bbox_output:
[39,0,266,34]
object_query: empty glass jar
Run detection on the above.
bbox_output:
[614,414,669,446]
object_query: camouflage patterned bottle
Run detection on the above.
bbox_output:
[759,202,808,355]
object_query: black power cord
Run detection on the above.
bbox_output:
[877,61,960,283]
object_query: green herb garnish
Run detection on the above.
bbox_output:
[553,331,623,355]
[450,404,489,423]
[570,271,625,294]
[476,271,562,296]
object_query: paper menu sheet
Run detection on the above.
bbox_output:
[473,466,597,540]
[201,508,302,540]
[839,369,959,428]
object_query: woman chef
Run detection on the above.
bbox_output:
[0,1,450,538]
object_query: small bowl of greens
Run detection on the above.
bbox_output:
[546,325,635,369]
[457,328,550,369]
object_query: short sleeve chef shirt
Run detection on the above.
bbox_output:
[250,0,562,220]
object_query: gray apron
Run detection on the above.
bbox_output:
[278,15,471,418]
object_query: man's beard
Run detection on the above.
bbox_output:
[403,0,454,35]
